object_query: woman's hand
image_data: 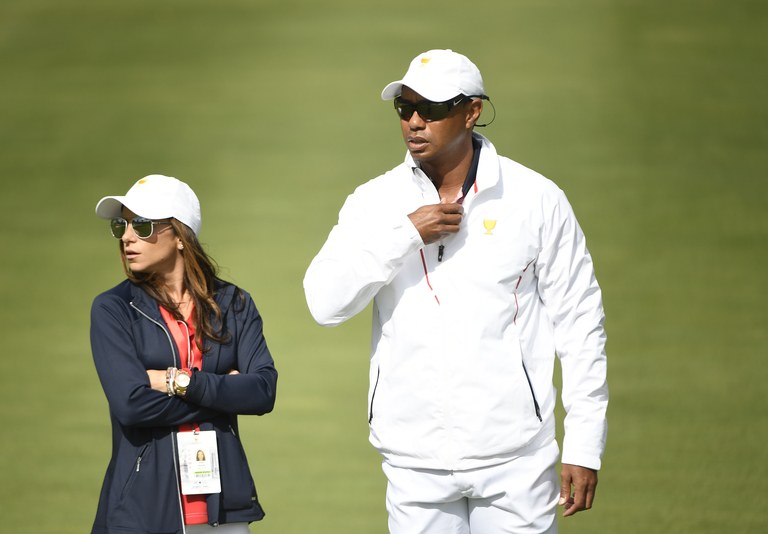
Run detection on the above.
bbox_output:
[146,369,168,393]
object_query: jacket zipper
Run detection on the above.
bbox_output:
[129,302,179,367]
[130,300,186,531]
[368,367,380,423]
[521,361,543,422]
[135,443,150,472]
[171,432,187,534]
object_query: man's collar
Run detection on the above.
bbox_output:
[404,132,491,169]
[404,133,498,193]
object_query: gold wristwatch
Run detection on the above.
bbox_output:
[174,368,192,397]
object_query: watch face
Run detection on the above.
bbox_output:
[176,373,191,387]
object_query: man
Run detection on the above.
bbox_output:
[303,49,608,533]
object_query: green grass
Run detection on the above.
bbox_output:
[1,0,766,532]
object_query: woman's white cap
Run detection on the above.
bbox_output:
[381,49,485,102]
[95,174,202,236]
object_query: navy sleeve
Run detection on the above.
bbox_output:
[90,294,220,428]
[184,292,277,415]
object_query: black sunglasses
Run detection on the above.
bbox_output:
[394,95,469,122]
[110,217,171,239]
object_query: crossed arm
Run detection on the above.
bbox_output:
[146,368,239,392]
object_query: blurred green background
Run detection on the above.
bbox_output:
[1,0,765,532]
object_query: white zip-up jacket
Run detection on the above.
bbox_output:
[304,134,607,471]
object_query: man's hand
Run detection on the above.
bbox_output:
[408,202,463,244]
[559,464,598,517]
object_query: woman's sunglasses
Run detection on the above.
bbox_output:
[394,95,468,122]
[110,217,171,239]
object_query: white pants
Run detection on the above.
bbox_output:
[383,440,560,534]
[185,523,250,533]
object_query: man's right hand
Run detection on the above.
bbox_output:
[408,202,464,244]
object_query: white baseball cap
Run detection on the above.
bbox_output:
[381,49,485,102]
[95,174,202,236]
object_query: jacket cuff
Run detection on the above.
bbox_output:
[184,367,204,404]
[560,449,602,471]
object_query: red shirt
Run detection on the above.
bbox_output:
[160,305,208,526]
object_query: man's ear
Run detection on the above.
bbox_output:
[466,98,483,128]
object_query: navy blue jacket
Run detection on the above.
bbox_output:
[90,279,277,533]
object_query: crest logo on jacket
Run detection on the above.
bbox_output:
[483,219,497,235]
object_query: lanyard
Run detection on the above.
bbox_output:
[160,305,198,369]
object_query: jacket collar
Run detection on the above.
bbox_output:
[128,279,236,319]
[127,279,235,369]
[128,282,163,321]
[403,132,502,196]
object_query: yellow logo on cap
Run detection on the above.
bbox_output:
[137,179,147,185]
[421,57,431,65]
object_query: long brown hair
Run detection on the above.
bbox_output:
[121,219,229,351]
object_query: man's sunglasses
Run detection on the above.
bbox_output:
[110,217,171,239]
[394,95,468,122]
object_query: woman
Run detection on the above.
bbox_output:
[90,174,277,533]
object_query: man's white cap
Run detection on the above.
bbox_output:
[95,174,202,236]
[381,49,485,102]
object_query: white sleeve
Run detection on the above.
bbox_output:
[303,186,424,327]
[536,188,608,470]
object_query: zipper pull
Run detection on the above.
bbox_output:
[136,456,142,472]
[438,244,444,262]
